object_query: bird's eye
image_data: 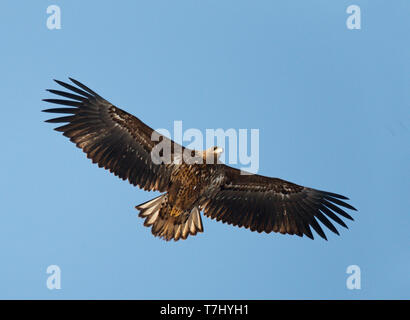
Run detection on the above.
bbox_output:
[214,147,218,150]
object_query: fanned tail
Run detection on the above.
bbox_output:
[136,194,203,241]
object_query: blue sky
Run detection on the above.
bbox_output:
[0,0,409,299]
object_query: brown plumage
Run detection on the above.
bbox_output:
[43,78,357,241]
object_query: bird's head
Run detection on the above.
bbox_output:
[203,146,223,164]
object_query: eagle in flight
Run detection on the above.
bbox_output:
[43,78,357,241]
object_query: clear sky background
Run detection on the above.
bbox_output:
[0,1,409,299]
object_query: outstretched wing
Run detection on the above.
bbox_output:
[42,78,181,192]
[200,166,357,240]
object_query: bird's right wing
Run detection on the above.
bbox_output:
[42,78,185,192]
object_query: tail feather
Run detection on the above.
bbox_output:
[137,195,163,226]
[136,194,204,241]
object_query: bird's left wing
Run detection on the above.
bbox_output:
[42,78,182,192]
[200,166,357,240]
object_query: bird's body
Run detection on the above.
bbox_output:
[168,163,208,217]
[43,78,357,241]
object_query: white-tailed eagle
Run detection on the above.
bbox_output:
[43,78,357,241]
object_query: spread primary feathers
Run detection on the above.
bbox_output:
[43,78,357,241]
